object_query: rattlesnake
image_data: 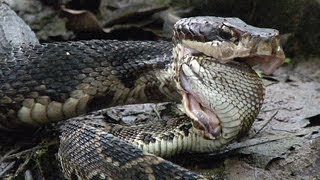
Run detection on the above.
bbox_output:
[0,3,285,179]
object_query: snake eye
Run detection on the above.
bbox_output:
[204,28,233,42]
[219,25,236,42]
[218,29,232,41]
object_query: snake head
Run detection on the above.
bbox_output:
[172,16,284,141]
[173,16,285,75]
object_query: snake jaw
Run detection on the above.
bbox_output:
[182,93,221,140]
[180,70,222,140]
[174,16,285,75]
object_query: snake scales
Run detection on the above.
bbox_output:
[0,3,285,179]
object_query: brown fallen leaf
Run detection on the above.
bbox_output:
[61,5,103,33]
[104,3,168,27]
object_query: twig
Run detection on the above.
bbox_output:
[152,106,162,121]
[262,107,302,113]
[0,148,20,163]
[0,161,15,178]
[265,81,279,87]
[190,134,297,159]
[12,153,32,179]
[251,111,278,138]
[224,134,295,153]
[0,146,42,162]
[0,141,58,162]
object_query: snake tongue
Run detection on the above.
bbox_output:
[180,74,221,140]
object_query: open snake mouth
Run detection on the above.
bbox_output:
[180,70,221,139]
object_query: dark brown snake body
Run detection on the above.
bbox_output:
[0,3,285,179]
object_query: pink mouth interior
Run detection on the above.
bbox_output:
[180,72,221,139]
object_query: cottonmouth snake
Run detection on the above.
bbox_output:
[0,3,285,179]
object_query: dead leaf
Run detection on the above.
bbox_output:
[61,5,103,33]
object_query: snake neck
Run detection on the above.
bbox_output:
[0,40,180,128]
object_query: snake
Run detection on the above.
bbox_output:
[0,3,285,179]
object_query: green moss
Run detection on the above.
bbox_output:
[284,58,293,64]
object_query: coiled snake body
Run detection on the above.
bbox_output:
[0,4,285,179]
